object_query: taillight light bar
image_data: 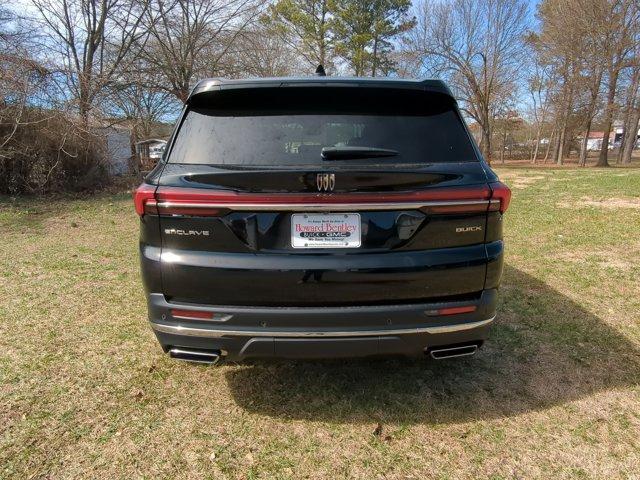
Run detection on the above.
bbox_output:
[148,185,502,216]
[135,183,511,217]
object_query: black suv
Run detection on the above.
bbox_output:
[135,76,510,364]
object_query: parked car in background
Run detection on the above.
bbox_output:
[134,75,511,364]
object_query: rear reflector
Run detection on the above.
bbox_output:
[133,183,157,216]
[488,181,512,214]
[170,309,215,320]
[438,305,477,315]
[426,305,477,316]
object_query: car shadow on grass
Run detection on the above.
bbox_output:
[224,265,640,424]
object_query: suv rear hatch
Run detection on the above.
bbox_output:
[139,84,508,307]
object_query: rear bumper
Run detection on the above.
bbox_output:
[148,241,503,307]
[147,289,498,361]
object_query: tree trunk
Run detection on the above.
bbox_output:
[616,97,632,165]
[579,68,603,167]
[596,121,613,167]
[479,105,492,163]
[621,108,639,164]
[78,74,92,128]
[620,69,640,165]
[551,130,560,164]
[481,127,491,164]
[176,87,189,103]
[130,125,140,175]
[596,70,620,167]
[556,125,566,166]
[319,7,327,68]
[552,111,566,165]
[544,129,555,163]
[531,126,541,164]
[557,79,575,166]
[579,119,592,167]
[371,37,378,77]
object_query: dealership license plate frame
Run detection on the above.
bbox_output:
[291,213,361,249]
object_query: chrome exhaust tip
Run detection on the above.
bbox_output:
[169,348,222,365]
[427,344,478,360]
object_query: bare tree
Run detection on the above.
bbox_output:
[593,0,639,167]
[143,0,259,102]
[532,0,584,165]
[575,0,610,166]
[408,0,529,162]
[1,12,45,169]
[1,5,108,194]
[232,24,302,77]
[526,48,554,164]
[30,0,149,123]
[533,0,639,167]
[106,69,178,138]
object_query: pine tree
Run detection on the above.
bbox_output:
[331,0,414,76]
[264,0,335,72]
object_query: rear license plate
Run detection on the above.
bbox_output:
[291,213,361,248]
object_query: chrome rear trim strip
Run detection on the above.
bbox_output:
[156,199,490,212]
[151,316,495,338]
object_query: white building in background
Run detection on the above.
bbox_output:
[584,121,640,151]
[135,138,168,170]
[93,126,133,175]
[136,139,167,159]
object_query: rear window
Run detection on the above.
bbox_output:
[168,88,477,166]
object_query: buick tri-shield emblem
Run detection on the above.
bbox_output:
[316,173,335,192]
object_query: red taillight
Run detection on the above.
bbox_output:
[488,181,511,214]
[133,183,157,216]
[170,309,214,320]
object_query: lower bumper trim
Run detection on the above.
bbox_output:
[150,316,495,339]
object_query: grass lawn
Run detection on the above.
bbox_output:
[1,168,639,479]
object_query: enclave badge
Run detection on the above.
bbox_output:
[164,228,210,236]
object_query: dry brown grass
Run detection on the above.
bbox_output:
[1,168,640,479]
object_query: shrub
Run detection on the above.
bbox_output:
[0,107,110,195]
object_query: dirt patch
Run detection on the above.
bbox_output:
[501,174,549,190]
[554,250,637,272]
[557,196,640,210]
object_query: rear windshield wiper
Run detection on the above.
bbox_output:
[321,146,400,160]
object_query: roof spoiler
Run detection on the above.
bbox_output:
[187,77,454,104]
